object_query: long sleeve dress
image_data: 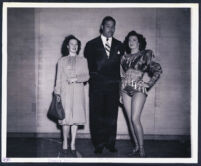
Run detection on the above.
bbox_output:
[54,55,90,125]
[120,50,162,96]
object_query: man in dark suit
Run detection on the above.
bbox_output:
[84,16,123,154]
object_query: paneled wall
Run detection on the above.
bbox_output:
[7,8,36,132]
[7,8,190,136]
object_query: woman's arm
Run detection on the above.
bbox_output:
[145,50,162,90]
[54,59,62,95]
[76,58,90,83]
[120,65,126,79]
[120,54,127,79]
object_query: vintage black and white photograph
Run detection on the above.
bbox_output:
[1,2,199,163]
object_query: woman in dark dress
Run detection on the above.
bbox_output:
[120,31,162,157]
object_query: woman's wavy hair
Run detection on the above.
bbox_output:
[61,35,81,56]
[123,31,147,54]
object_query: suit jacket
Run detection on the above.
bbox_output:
[84,36,123,93]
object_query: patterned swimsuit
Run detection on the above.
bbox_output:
[120,50,162,96]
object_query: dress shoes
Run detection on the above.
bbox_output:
[105,146,118,153]
[61,148,69,154]
[94,147,103,154]
[70,149,77,157]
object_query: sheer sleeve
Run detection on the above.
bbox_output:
[54,59,62,95]
[76,58,90,83]
[142,50,162,90]
[147,58,162,90]
[143,49,154,65]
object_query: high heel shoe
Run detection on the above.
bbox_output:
[61,147,69,154]
[61,140,69,154]
[70,143,77,157]
[62,140,68,149]
[71,149,77,156]
[71,149,83,157]
[139,146,146,157]
[128,145,139,156]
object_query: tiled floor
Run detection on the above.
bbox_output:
[7,138,191,158]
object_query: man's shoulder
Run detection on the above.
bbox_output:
[86,36,100,45]
[113,37,122,45]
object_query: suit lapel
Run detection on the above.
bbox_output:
[97,36,118,60]
[97,36,108,58]
[109,38,117,59]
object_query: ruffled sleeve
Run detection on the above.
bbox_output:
[142,49,154,65]
[145,50,162,90]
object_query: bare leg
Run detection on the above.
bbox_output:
[62,125,70,149]
[122,92,139,151]
[71,125,78,150]
[131,92,146,157]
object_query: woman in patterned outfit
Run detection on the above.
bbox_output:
[120,31,162,157]
[54,35,89,154]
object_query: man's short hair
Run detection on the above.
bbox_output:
[99,16,116,34]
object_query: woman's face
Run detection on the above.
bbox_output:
[67,39,78,54]
[128,35,139,50]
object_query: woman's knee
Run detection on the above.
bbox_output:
[131,115,140,126]
[123,102,132,117]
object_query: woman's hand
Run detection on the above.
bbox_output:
[56,95,61,102]
[137,81,149,94]
[119,94,123,104]
[68,78,77,84]
[138,80,149,88]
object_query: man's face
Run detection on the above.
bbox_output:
[102,20,115,38]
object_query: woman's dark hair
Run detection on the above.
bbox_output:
[123,31,147,54]
[99,16,116,34]
[61,35,81,56]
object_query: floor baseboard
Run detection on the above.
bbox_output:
[7,132,190,140]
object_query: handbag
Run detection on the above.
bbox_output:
[47,93,65,120]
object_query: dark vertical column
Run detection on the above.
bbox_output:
[7,8,36,133]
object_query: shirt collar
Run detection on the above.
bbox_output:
[101,34,112,42]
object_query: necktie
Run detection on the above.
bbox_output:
[105,38,111,58]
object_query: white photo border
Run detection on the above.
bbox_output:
[1,2,199,163]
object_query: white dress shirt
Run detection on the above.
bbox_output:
[101,35,112,57]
